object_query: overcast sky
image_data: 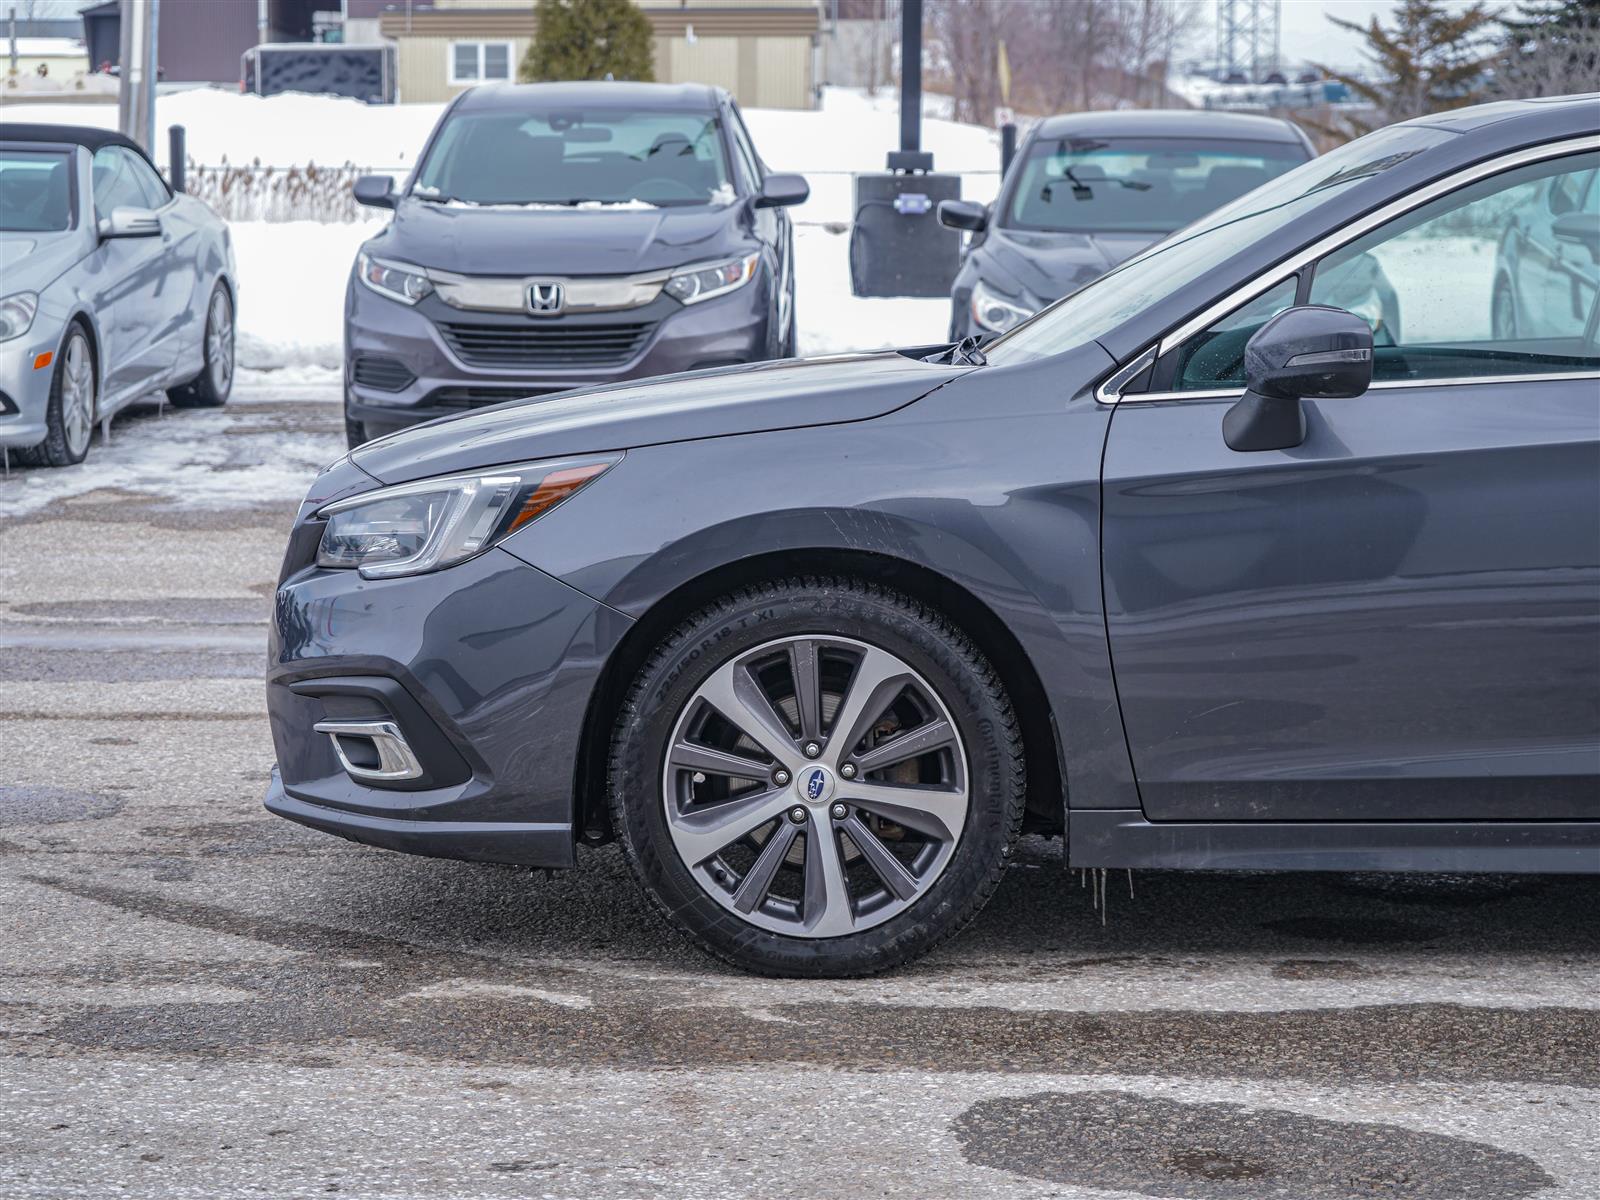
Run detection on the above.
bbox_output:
[1277,0,1500,71]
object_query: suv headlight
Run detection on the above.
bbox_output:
[0,292,39,342]
[356,251,433,305]
[317,454,620,579]
[970,280,1033,335]
[664,252,759,305]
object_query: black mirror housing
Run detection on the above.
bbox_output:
[354,174,397,210]
[1224,305,1373,452]
[755,173,809,209]
[937,199,988,232]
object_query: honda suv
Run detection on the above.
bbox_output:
[344,81,806,445]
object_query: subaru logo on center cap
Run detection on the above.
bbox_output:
[805,769,827,800]
[528,281,564,314]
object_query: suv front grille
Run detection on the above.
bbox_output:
[437,319,656,368]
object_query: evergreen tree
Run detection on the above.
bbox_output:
[1492,0,1600,98]
[519,0,655,84]
[1309,0,1499,138]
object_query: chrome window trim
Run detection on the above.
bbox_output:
[1094,134,1600,404]
[1092,346,1156,403]
[1113,369,1600,406]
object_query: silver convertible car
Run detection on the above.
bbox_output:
[0,124,237,467]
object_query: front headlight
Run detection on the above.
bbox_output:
[0,292,39,342]
[356,251,433,305]
[664,252,759,305]
[970,280,1033,335]
[317,454,620,579]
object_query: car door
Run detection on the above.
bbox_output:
[86,145,174,399]
[727,102,791,352]
[1099,147,1600,823]
[122,147,200,374]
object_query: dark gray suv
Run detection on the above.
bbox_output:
[270,95,1599,977]
[344,82,806,445]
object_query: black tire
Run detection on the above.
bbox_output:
[168,283,233,408]
[17,322,95,468]
[608,577,1025,977]
[779,290,797,358]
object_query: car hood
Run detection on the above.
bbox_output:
[368,197,742,276]
[978,227,1164,303]
[352,352,971,484]
[0,228,84,291]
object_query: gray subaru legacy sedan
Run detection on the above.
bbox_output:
[269,95,1600,977]
[342,81,807,446]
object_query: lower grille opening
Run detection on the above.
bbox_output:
[425,386,560,410]
[438,318,657,368]
[351,355,416,392]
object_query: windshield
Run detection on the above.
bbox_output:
[986,124,1453,366]
[413,109,733,208]
[0,149,71,233]
[1005,136,1307,234]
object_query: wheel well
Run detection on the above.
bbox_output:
[572,549,1066,844]
[65,313,100,415]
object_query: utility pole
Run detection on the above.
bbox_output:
[117,0,160,151]
[8,8,18,80]
[1216,0,1280,82]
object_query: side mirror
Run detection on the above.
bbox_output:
[1223,305,1372,453]
[755,173,808,209]
[937,199,988,232]
[1553,212,1600,260]
[97,206,161,239]
[353,174,397,210]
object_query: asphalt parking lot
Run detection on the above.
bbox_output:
[1,385,1596,1199]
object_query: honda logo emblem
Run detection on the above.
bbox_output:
[528,281,564,314]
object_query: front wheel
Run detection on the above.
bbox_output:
[18,323,95,468]
[608,578,1025,977]
[1491,279,1518,341]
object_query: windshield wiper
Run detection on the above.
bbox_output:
[1041,170,1152,202]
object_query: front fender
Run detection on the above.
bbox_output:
[501,347,1142,811]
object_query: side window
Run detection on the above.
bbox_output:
[125,149,170,207]
[1171,276,1299,390]
[1307,152,1600,381]
[92,146,153,219]
[726,104,762,193]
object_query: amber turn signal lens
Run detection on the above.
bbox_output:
[32,351,52,370]
[506,462,613,533]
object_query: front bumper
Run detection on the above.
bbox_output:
[265,513,633,868]
[344,279,770,438]
[0,322,63,450]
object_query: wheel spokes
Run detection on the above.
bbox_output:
[669,739,770,781]
[731,818,801,913]
[850,718,957,774]
[845,779,968,842]
[801,822,855,937]
[788,639,823,744]
[697,657,801,766]
[840,813,920,901]
[667,787,792,865]
[829,646,912,758]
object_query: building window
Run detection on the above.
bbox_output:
[448,41,512,85]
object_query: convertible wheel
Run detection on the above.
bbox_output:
[609,578,1024,977]
[19,323,94,468]
[169,284,233,408]
[1491,281,1517,341]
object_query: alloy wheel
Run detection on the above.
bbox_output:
[61,331,94,458]
[208,289,234,395]
[661,634,969,938]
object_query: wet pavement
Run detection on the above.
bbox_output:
[1,379,1596,1198]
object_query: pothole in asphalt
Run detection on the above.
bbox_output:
[1259,915,1440,944]
[0,787,125,827]
[952,1091,1553,1198]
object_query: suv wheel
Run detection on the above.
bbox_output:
[609,578,1024,977]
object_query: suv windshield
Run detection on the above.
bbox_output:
[1005,136,1308,234]
[0,149,71,232]
[413,109,733,208]
[986,123,1454,366]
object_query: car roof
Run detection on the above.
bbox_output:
[1397,91,1600,135]
[456,81,724,114]
[0,122,152,157]
[1031,108,1305,144]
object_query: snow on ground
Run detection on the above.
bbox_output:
[230,220,384,370]
[1370,234,1498,342]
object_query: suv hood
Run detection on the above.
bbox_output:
[352,352,971,484]
[369,197,741,276]
[978,226,1164,303]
